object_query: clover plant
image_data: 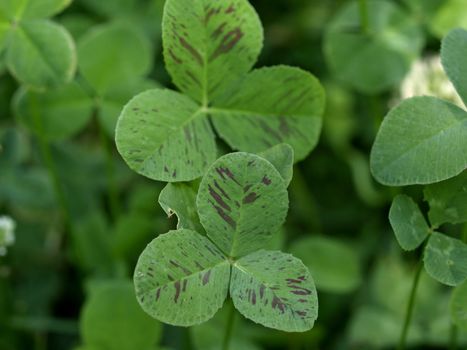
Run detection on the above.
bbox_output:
[134,152,318,332]
[370,27,467,350]
[115,0,325,182]
[0,0,76,89]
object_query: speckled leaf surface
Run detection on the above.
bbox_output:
[6,20,76,89]
[450,281,467,330]
[389,195,430,251]
[211,66,324,161]
[230,250,318,332]
[159,182,204,233]
[197,153,288,257]
[370,97,467,186]
[258,143,294,187]
[324,0,423,94]
[424,171,467,227]
[163,0,263,104]
[13,82,93,141]
[115,89,217,182]
[441,28,467,106]
[134,229,230,326]
[423,232,467,286]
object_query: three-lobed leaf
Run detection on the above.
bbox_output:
[230,250,318,332]
[389,194,430,251]
[116,0,325,182]
[197,152,288,257]
[423,232,467,286]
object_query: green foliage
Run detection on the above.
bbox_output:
[423,232,467,286]
[451,281,467,331]
[289,236,361,293]
[134,152,318,332]
[79,280,162,350]
[371,28,467,186]
[430,0,467,38]
[258,144,294,187]
[116,0,325,182]
[389,194,430,251]
[0,0,76,89]
[324,0,423,94]
[424,171,467,227]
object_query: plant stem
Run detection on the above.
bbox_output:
[31,97,71,230]
[358,0,369,34]
[398,260,423,350]
[449,322,458,350]
[222,301,236,350]
[98,123,120,221]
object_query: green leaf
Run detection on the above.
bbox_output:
[430,0,467,39]
[423,232,467,286]
[0,0,71,20]
[134,229,230,326]
[370,96,467,186]
[80,280,161,350]
[259,144,294,187]
[13,83,93,141]
[0,21,10,53]
[230,250,318,332]
[78,21,152,94]
[162,0,263,104]
[98,79,159,137]
[450,280,467,330]
[159,182,204,233]
[324,0,423,94]
[211,66,324,160]
[388,194,430,251]
[6,20,76,89]
[289,236,361,293]
[424,171,467,227]
[116,89,217,182]
[441,28,467,107]
[197,152,288,257]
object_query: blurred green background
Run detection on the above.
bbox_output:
[0,0,466,349]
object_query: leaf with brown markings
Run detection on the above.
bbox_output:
[134,229,230,326]
[230,250,318,332]
[197,152,288,257]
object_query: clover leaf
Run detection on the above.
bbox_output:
[116,0,325,182]
[0,0,76,89]
[134,152,318,332]
[370,28,467,186]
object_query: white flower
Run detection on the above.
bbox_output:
[399,55,463,107]
[0,216,16,256]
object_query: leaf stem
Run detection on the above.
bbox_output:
[222,301,236,350]
[449,322,458,350]
[397,260,423,350]
[358,0,369,34]
[31,96,71,230]
[98,123,120,221]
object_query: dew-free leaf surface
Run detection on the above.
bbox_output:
[197,152,288,257]
[230,250,318,332]
[134,229,230,326]
[389,194,430,251]
[423,232,467,286]
[370,97,467,186]
[450,281,467,330]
